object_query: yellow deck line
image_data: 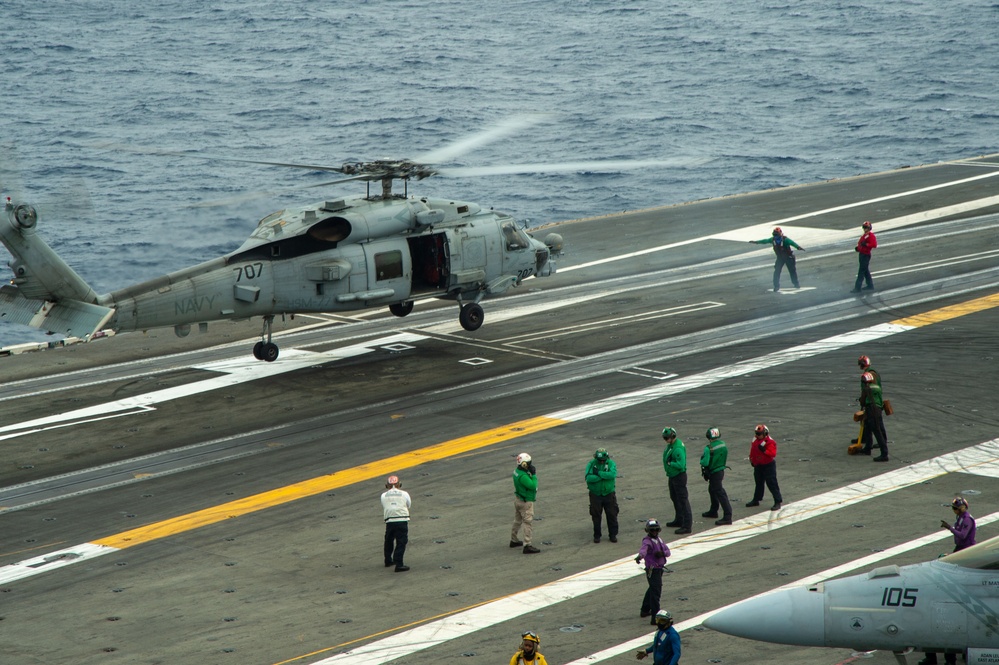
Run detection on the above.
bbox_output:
[891,292,999,328]
[92,415,566,548]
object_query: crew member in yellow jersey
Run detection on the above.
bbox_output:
[510,631,548,665]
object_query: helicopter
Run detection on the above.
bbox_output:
[1,117,694,361]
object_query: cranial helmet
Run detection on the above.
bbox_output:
[385,475,400,488]
[706,427,720,440]
[662,427,677,440]
[655,609,673,625]
[952,497,969,510]
[645,519,661,533]
[754,424,769,436]
[858,355,871,369]
[516,452,532,466]
[862,221,873,230]
[521,631,540,645]
[594,447,609,461]
[772,227,783,236]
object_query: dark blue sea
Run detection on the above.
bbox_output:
[3,0,998,346]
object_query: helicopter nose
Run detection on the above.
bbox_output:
[534,246,554,277]
[529,237,555,276]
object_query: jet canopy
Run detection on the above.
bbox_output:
[940,533,999,570]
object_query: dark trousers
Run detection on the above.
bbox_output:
[708,470,732,518]
[641,566,664,616]
[773,254,799,290]
[862,406,889,457]
[384,521,408,566]
[589,491,619,539]
[855,253,873,290]
[752,462,783,504]
[668,472,691,529]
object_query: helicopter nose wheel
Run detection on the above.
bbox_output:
[253,315,280,361]
[458,302,484,331]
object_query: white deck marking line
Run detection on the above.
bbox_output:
[874,248,999,278]
[0,333,427,441]
[567,510,999,665]
[493,302,724,345]
[308,439,999,665]
[0,543,114,585]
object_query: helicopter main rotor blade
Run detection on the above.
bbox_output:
[435,156,713,178]
[187,174,374,208]
[92,142,351,175]
[414,114,550,165]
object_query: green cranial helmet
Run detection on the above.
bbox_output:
[594,447,609,461]
[662,427,677,440]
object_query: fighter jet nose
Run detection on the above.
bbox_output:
[703,585,825,647]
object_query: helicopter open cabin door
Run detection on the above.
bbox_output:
[407,232,450,295]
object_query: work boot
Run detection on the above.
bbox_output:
[745,501,760,507]
[510,540,523,548]
[664,520,681,527]
[609,535,618,543]
[523,545,541,554]
[701,511,718,518]
[674,527,691,535]
[771,503,782,511]
[593,536,600,543]
[394,565,410,572]
[715,517,732,526]
[873,456,889,462]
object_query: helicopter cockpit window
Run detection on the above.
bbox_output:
[502,221,530,251]
[256,210,285,227]
[375,250,403,281]
[308,217,352,244]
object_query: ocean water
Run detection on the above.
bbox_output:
[2,0,998,346]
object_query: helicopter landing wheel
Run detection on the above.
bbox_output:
[260,342,279,362]
[254,315,279,361]
[389,301,414,317]
[459,303,484,331]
